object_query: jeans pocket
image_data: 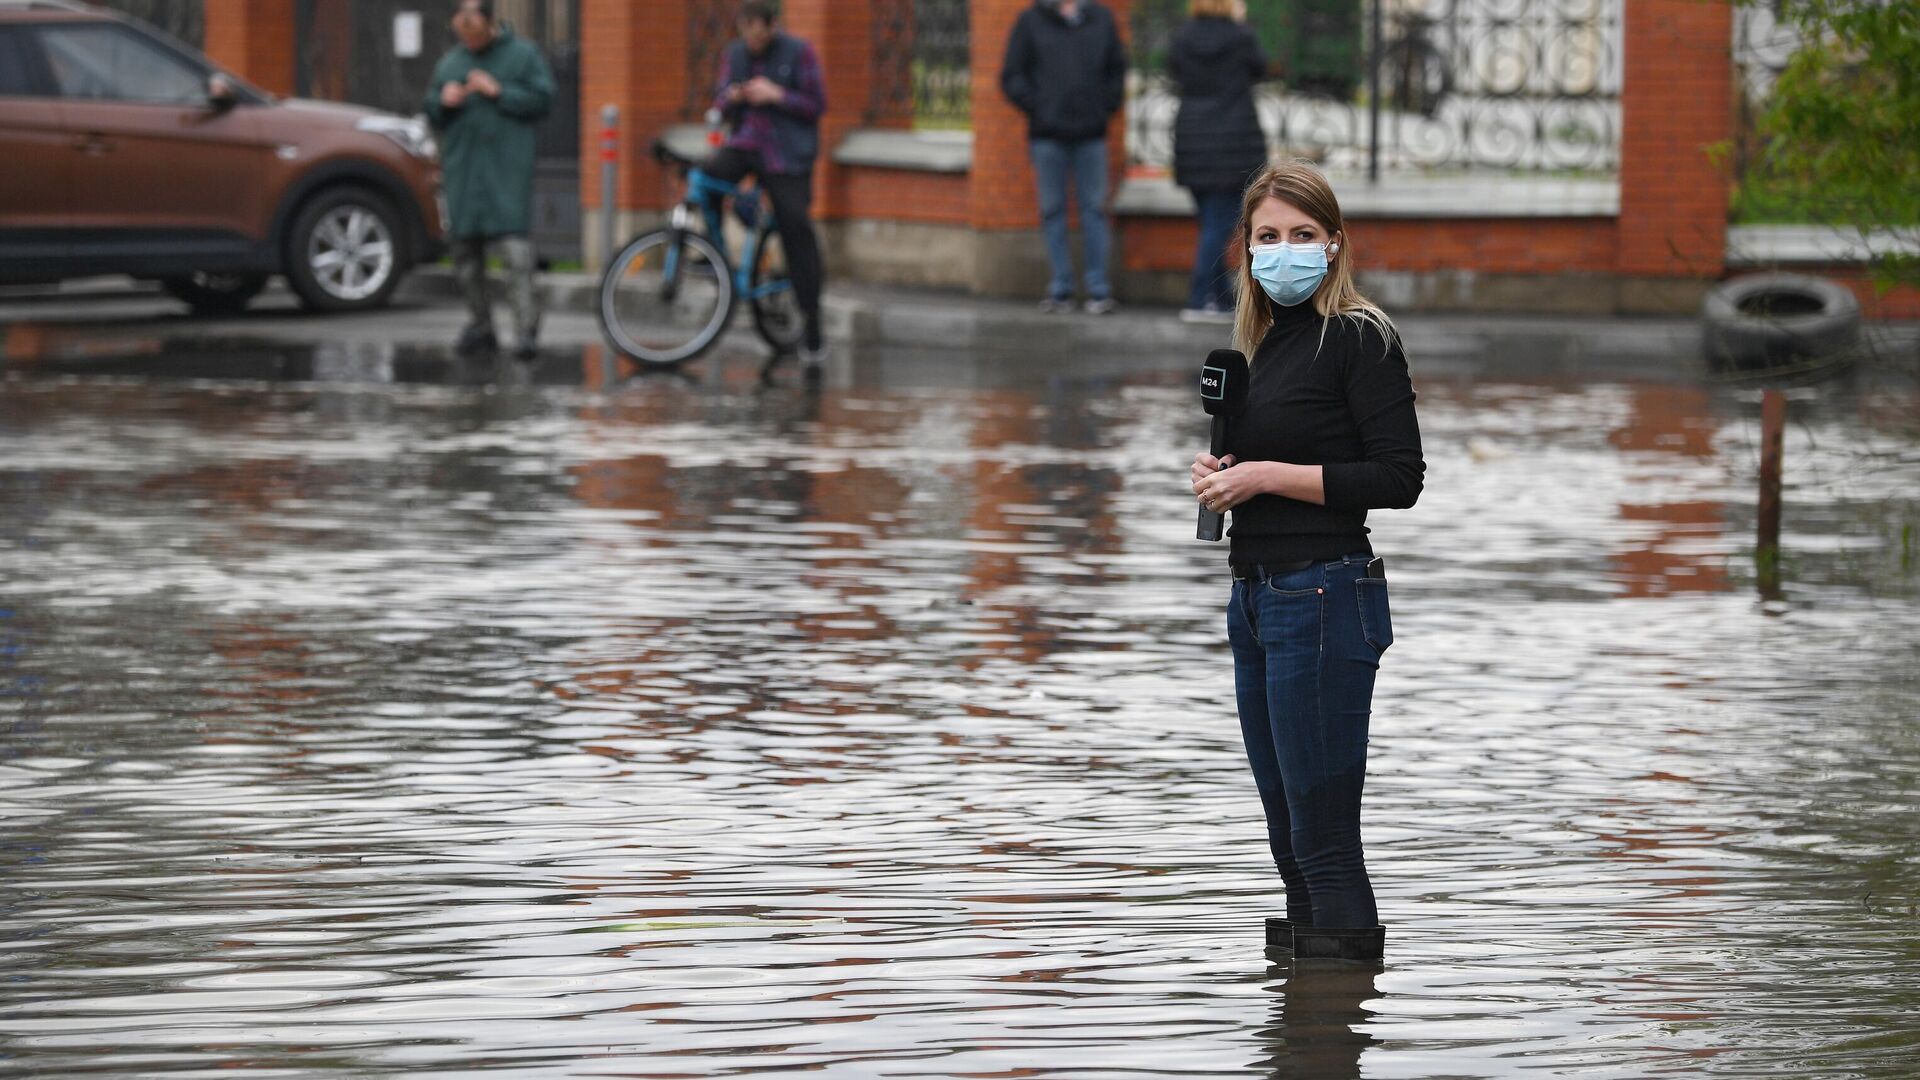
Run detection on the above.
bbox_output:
[1355,577,1393,654]
[1263,580,1321,597]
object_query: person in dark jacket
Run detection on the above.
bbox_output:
[1171,0,1270,323]
[707,1,828,369]
[1190,161,1425,964]
[423,0,555,360]
[1000,0,1128,314]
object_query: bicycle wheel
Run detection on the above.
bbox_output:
[748,226,807,354]
[599,228,734,366]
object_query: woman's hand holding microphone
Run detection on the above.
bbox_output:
[1193,452,1244,514]
[1193,454,1327,511]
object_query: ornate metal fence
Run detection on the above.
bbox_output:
[687,0,969,128]
[685,0,736,118]
[96,0,203,48]
[1129,0,1622,178]
[870,0,971,128]
[1730,3,1799,194]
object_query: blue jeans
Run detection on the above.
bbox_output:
[1187,187,1242,310]
[1227,554,1393,928]
[1029,137,1111,301]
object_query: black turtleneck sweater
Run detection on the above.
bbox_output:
[1222,299,1425,565]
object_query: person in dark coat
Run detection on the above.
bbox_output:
[1171,0,1270,322]
[423,0,555,359]
[1000,0,1128,314]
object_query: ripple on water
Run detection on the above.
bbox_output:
[1,368,1917,1077]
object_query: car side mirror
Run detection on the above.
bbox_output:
[206,75,238,112]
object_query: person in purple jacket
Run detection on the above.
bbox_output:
[707,1,828,368]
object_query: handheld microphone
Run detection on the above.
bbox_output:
[1196,348,1249,542]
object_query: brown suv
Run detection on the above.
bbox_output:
[0,1,444,314]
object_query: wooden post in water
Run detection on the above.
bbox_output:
[1756,389,1787,599]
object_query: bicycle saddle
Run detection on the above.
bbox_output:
[651,139,696,171]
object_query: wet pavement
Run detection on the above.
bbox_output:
[2,318,1919,1078]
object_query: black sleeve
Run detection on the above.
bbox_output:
[1321,320,1426,511]
[1102,15,1127,116]
[1243,27,1270,80]
[1000,15,1035,114]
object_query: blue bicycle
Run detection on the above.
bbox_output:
[597,140,803,366]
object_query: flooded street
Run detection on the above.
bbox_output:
[3,342,1918,1078]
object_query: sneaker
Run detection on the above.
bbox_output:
[1083,297,1118,315]
[1038,296,1074,314]
[454,322,498,356]
[511,339,539,362]
[798,343,827,387]
[1180,304,1235,324]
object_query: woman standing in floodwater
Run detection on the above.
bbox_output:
[1189,161,1425,962]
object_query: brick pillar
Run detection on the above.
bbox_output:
[969,0,1037,235]
[784,0,876,222]
[968,0,1134,296]
[1104,0,1132,297]
[967,0,1037,295]
[579,0,690,265]
[1104,0,1131,197]
[203,0,297,97]
[1618,0,1732,280]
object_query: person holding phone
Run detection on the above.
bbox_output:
[423,0,555,360]
[704,1,829,372]
[1188,161,1425,962]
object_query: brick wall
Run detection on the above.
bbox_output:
[578,2,685,215]
[1618,0,1733,278]
[841,169,971,227]
[785,0,870,222]
[202,0,296,97]
[1121,217,1619,276]
[1118,0,1740,310]
[964,0,1131,233]
[202,0,1912,316]
[968,0,1038,232]
[1836,277,1920,320]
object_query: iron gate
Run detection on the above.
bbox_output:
[295,0,582,262]
[1129,0,1622,177]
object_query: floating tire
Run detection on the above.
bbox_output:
[1702,272,1860,370]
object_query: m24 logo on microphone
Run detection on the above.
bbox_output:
[1200,366,1227,401]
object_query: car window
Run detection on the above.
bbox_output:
[37,24,206,105]
[0,28,49,97]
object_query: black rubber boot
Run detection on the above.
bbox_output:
[455,323,498,357]
[1264,917,1299,952]
[1291,925,1385,962]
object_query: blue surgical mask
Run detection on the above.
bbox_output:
[1249,241,1338,306]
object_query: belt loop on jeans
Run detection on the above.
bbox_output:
[1231,558,1316,581]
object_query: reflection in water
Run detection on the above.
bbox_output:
[1609,385,1728,597]
[1251,961,1380,1078]
[0,353,1917,1078]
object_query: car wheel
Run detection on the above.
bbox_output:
[161,272,270,316]
[286,187,406,312]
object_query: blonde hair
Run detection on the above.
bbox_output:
[1230,160,1399,359]
[1189,0,1236,16]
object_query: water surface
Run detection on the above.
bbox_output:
[3,344,1917,1078]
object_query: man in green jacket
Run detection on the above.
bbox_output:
[423,0,555,359]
